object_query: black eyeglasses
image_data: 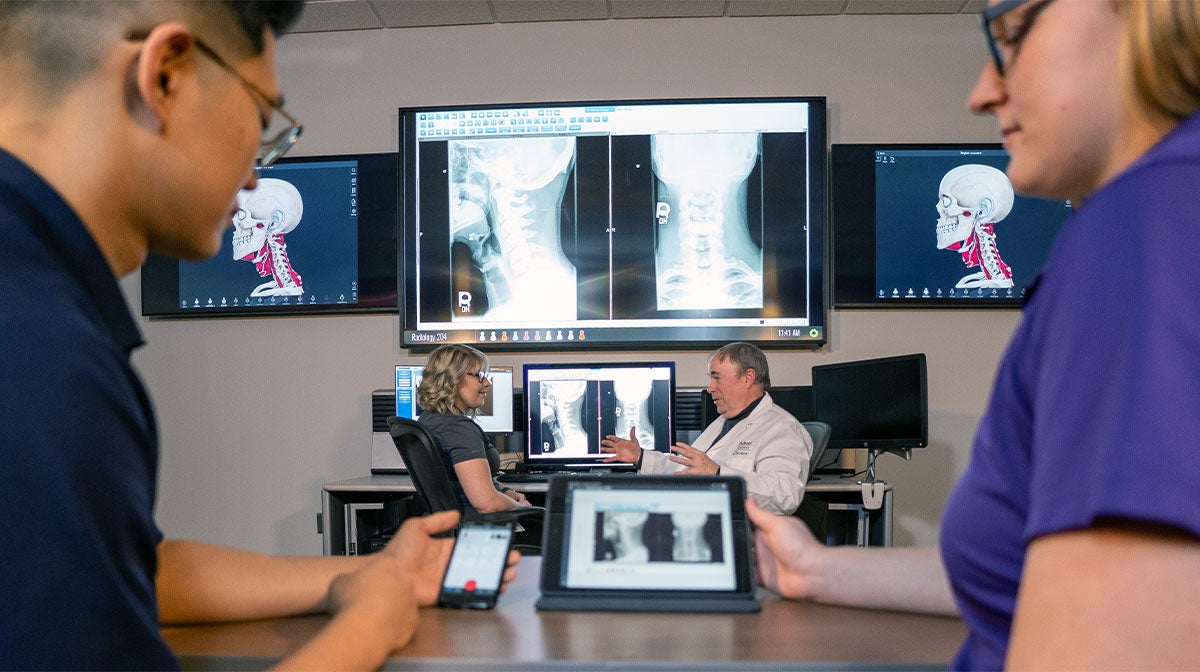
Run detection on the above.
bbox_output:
[979,0,1055,78]
[466,371,490,384]
[126,31,302,167]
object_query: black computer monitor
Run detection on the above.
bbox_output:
[523,361,676,469]
[811,354,928,452]
[700,385,812,427]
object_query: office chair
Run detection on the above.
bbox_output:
[386,416,544,555]
[801,421,832,483]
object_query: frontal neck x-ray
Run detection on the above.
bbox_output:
[670,511,713,562]
[652,133,764,311]
[232,178,305,297]
[935,164,1015,289]
[612,374,656,451]
[448,137,577,320]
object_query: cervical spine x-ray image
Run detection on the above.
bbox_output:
[448,137,577,321]
[232,178,305,297]
[536,380,590,456]
[610,375,656,451]
[651,133,764,311]
[594,511,724,563]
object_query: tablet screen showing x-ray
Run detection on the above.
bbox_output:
[538,475,756,603]
[401,97,826,351]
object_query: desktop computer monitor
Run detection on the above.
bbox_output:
[395,364,515,434]
[811,354,927,452]
[523,361,675,469]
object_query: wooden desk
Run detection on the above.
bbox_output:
[164,557,965,671]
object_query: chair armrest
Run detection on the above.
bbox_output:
[474,506,546,525]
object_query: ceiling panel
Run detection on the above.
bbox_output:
[290,0,985,33]
[491,0,609,23]
[727,0,847,17]
[844,0,967,14]
[373,0,494,27]
[610,0,726,19]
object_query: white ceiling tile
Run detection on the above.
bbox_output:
[491,0,609,23]
[610,0,726,19]
[291,0,384,33]
[371,0,495,28]
[727,0,847,17]
[845,0,964,14]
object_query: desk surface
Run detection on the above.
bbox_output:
[163,557,964,671]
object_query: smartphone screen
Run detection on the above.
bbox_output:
[437,521,515,609]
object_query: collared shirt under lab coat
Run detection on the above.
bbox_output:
[638,392,812,515]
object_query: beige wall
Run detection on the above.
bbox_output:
[125,13,1018,555]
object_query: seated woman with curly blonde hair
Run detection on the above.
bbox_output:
[416,344,531,515]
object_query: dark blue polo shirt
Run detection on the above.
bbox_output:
[0,149,176,670]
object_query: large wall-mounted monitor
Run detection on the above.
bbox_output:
[395,364,515,434]
[831,143,1073,308]
[141,152,398,317]
[523,361,676,469]
[400,97,827,350]
[811,354,928,452]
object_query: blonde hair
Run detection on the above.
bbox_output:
[416,344,488,415]
[1122,0,1200,122]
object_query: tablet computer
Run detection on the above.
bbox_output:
[536,474,760,613]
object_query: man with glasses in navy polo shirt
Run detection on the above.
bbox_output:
[0,2,506,669]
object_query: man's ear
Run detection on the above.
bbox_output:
[742,367,758,387]
[129,23,196,134]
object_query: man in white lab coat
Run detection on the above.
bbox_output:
[601,342,812,515]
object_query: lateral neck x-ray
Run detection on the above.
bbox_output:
[448,137,577,321]
[539,379,589,456]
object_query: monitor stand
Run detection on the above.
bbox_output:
[855,448,909,510]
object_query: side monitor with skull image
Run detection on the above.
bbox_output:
[141,152,399,317]
[831,143,1073,308]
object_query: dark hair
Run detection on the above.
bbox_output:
[0,1,304,96]
[220,0,305,53]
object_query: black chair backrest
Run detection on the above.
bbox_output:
[386,416,462,515]
[801,420,832,481]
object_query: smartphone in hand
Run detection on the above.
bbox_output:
[437,521,515,609]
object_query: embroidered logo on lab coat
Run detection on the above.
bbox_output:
[732,440,753,457]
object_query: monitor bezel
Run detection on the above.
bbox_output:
[399,95,828,351]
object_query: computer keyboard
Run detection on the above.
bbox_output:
[496,471,580,484]
[497,468,633,484]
